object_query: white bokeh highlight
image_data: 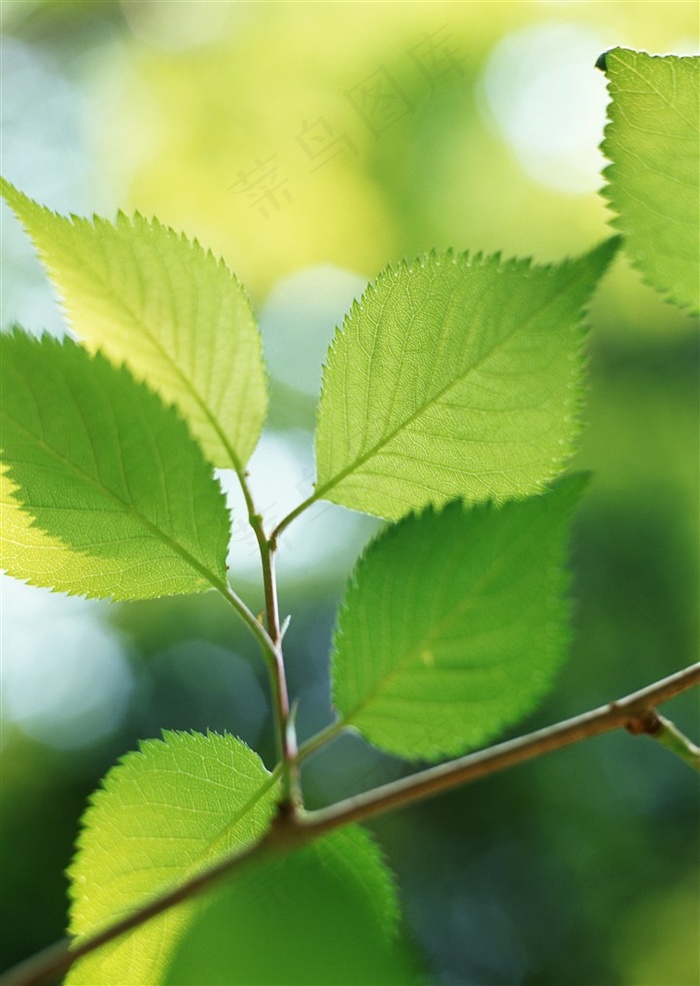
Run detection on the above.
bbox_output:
[1,576,134,750]
[480,23,611,194]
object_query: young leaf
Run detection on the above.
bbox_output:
[1,330,230,600]
[314,242,616,521]
[599,49,699,312]
[0,179,267,469]
[67,731,279,986]
[164,827,416,985]
[331,476,587,760]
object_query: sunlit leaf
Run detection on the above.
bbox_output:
[315,243,615,521]
[164,827,416,985]
[0,330,229,600]
[0,179,267,468]
[67,731,278,986]
[599,48,700,312]
[93,5,696,295]
[331,476,586,760]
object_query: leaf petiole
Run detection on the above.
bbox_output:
[270,489,321,544]
[296,719,348,765]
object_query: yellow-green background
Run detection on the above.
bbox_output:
[1,2,698,983]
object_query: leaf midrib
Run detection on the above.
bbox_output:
[181,769,279,878]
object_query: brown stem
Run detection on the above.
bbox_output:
[2,662,697,986]
[238,482,299,806]
[257,524,299,806]
[300,662,700,835]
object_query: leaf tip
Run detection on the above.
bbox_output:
[595,50,609,72]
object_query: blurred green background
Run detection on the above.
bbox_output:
[1,2,698,983]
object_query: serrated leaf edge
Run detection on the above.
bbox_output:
[316,243,617,515]
[66,730,278,930]
[597,48,700,314]
[0,179,267,470]
[1,329,231,600]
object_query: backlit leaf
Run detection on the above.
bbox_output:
[599,49,699,312]
[315,243,615,521]
[1,330,229,600]
[67,731,278,986]
[0,179,267,468]
[331,476,586,760]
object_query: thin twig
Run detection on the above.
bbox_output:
[642,713,700,771]
[218,584,278,661]
[228,472,299,804]
[299,663,700,835]
[2,662,697,986]
[296,718,346,764]
[0,822,303,986]
[256,528,299,804]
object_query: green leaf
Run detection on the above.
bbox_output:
[331,476,587,760]
[0,330,230,600]
[67,731,278,986]
[0,179,267,468]
[164,827,417,985]
[314,242,616,521]
[599,49,700,312]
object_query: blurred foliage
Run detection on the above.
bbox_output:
[85,1,696,300]
[1,1,698,984]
